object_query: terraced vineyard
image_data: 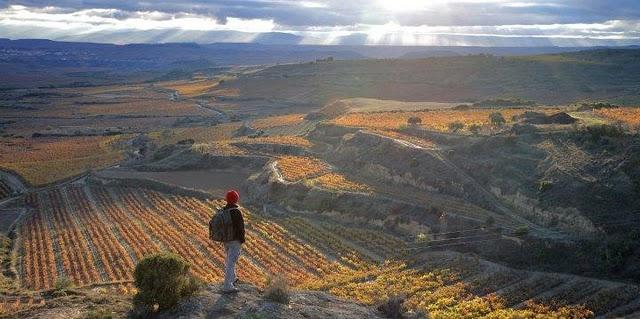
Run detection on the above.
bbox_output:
[12,185,640,317]
[150,125,313,156]
[149,122,243,145]
[16,185,369,291]
[303,255,640,318]
[274,156,372,192]
[309,173,372,193]
[0,136,128,186]
[81,99,211,117]
[276,156,331,181]
[331,109,557,133]
[235,136,312,148]
[190,142,246,156]
[161,79,221,97]
[251,114,305,129]
[595,107,640,128]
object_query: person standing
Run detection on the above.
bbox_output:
[210,190,245,293]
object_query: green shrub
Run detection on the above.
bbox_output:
[407,116,422,126]
[447,121,464,132]
[54,276,73,291]
[415,233,429,244]
[489,112,506,126]
[377,294,406,319]
[263,275,290,304]
[538,180,553,192]
[133,252,201,312]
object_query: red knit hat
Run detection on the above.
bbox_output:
[225,190,239,204]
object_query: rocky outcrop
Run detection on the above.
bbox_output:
[242,162,476,235]
[244,162,395,220]
[327,130,505,214]
[8,284,383,319]
[158,284,383,319]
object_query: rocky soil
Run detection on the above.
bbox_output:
[7,284,382,319]
[159,284,383,319]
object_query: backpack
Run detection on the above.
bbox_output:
[209,207,235,242]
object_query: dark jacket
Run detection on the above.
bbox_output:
[225,203,245,244]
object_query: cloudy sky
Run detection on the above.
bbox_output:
[1,0,639,46]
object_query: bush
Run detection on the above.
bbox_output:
[407,116,422,126]
[415,233,429,244]
[489,112,506,126]
[377,295,406,319]
[54,276,73,291]
[538,180,553,192]
[263,275,290,304]
[584,124,625,140]
[133,253,201,312]
[447,121,464,132]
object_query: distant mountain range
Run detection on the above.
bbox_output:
[0,38,638,89]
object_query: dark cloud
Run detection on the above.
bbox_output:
[1,0,639,46]
[3,0,640,28]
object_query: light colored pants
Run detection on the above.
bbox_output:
[223,241,242,289]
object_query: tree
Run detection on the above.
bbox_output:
[407,116,422,126]
[448,121,464,132]
[489,112,506,127]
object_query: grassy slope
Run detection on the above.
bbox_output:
[224,49,640,106]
